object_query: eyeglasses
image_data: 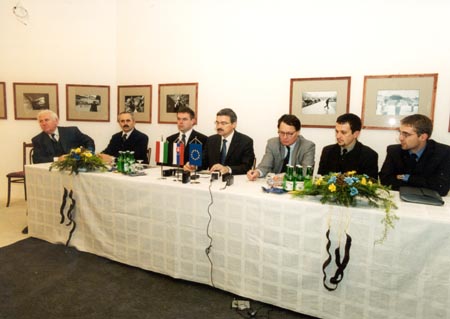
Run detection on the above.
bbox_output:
[398,130,416,138]
[278,130,297,137]
[214,121,231,126]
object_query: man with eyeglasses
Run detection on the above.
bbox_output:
[185,108,254,175]
[318,113,378,179]
[379,114,450,196]
[247,114,315,180]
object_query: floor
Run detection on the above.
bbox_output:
[0,191,29,248]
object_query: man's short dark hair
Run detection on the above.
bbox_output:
[336,113,361,133]
[401,114,433,137]
[177,106,196,119]
[277,114,301,131]
[217,108,237,123]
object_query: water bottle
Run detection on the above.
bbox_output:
[283,165,295,191]
[304,165,313,191]
[295,165,304,191]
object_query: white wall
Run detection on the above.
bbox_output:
[1,0,449,201]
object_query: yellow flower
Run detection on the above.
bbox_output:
[347,170,356,176]
[368,181,373,186]
[75,148,81,154]
[361,177,367,185]
[328,183,336,192]
[315,177,323,185]
[84,152,92,158]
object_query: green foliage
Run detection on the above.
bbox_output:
[49,147,107,175]
[291,171,399,244]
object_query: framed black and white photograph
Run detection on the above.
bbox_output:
[13,82,59,120]
[0,82,6,119]
[66,84,110,122]
[362,74,438,129]
[290,77,351,128]
[118,85,152,123]
[158,83,198,124]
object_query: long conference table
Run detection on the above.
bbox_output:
[25,163,450,319]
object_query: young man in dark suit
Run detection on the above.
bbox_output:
[166,107,207,166]
[32,110,95,163]
[318,113,378,179]
[99,111,149,164]
[185,108,255,175]
[380,114,450,196]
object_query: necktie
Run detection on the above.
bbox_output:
[342,149,347,156]
[220,139,227,164]
[281,146,290,173]
[51,133,57,143]
[122,134,127,142]
[181,134,186,145]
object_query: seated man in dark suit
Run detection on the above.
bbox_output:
[166,107,208,166]
[380,114,450,196]
[99,111,149,164]
[318,113,378,179]
[32,110,95,163]
[247,114,315,180]
[184,108,255,175]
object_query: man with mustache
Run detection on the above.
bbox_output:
[380,114,450,196]
[100,111,149,164]
[184,108,255,175]
[318,113,378,179]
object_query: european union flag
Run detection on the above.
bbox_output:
[189,143,202,167]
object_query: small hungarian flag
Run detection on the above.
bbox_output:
[189,143,202,167]
[155,141,168,164]
[172,142,185,166]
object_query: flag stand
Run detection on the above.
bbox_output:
[158,163,166,180]
[189,137,203,184]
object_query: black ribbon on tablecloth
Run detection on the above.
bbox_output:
[59,187,77,247]
[322,229,352,291]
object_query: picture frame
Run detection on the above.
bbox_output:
[13,82,59,120]
[117,85,152,123]
[362,73,438,130]
[66,84,110,122]
[0,82,6,119]
[289,77,351,128]
[158,83,198,124]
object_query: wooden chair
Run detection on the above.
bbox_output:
[6,142,33,207]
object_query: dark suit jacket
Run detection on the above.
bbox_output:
[166,129,208,166]
[32,126,95,163]
[379,140,450,196]
[318,141,379,179]
[203,131,255,175]
[102,129,149,163]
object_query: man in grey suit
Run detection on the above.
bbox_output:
[32,110,95,163]
[247,114,315,180]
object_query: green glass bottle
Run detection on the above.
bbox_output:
[295,165,304,191]
[283,165,295,191]
[117,151,124,173]
[304,165,313,191]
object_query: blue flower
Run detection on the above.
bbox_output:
[350,187,358,196]
[328,176,337,184]
[344,177,354,185]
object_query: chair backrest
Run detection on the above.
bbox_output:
[23,142,34,170]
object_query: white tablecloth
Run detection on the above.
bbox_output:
[26,164,450,319]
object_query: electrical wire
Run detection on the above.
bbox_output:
[205,178,215,287]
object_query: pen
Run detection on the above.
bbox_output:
[252,158,256,171]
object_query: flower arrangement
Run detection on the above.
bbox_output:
[49,146,107,175]
[291,171,398,243]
